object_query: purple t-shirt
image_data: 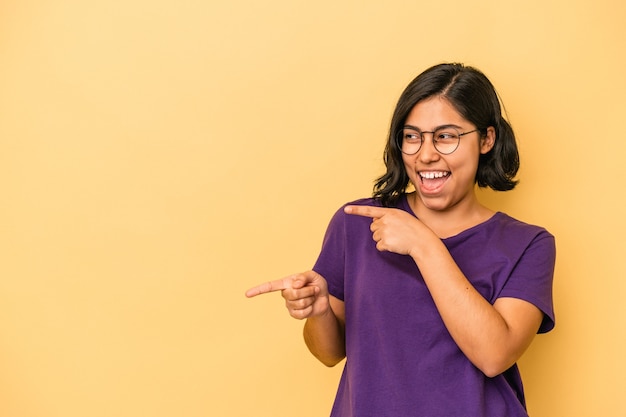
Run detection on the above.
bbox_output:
[313,196,556,417]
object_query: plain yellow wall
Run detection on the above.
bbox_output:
[1,0,624,416]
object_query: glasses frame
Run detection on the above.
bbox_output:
[397,126,480,155]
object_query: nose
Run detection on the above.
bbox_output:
[418,133,440,162]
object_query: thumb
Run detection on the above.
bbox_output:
[291,271,317,289]
[298,270,327,294]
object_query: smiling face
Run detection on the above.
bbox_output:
[402,96,495,214]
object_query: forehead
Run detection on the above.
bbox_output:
[405,96,468,128]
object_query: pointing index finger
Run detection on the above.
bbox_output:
[344,205,388,219]
[245,275,295,298]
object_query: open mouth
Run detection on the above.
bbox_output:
[418,171,450,192]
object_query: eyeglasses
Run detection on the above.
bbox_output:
[398,126,479,155]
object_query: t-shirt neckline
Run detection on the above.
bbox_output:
[397,193,503,241]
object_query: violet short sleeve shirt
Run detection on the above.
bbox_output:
[313,196,556,417]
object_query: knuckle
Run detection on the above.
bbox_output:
[291,308,309,320]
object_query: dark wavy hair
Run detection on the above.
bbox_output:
[373,63,520,207]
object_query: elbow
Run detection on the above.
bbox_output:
[316,353,345,368]
[304,336,346,367]
[471,339,534,377]
[480,364,509,379]
[474,355,516,378]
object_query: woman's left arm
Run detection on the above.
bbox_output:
[409,237,543,377]
[344,205,544,377]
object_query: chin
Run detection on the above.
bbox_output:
[417,196,452,212]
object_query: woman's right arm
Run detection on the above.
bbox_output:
[246,270,346,367]
[303,294,345,367]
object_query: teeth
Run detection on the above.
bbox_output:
[419,171,449,179]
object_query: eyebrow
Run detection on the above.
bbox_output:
[403,123,463,132]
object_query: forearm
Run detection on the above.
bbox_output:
[303,305,345,367]
[410,240,538,376]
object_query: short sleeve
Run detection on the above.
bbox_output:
[499,231,556,333]
[312,207,347,301]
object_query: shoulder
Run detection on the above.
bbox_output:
[343,197,383,208]
[328,197,384,220]
[483,213,556,264]
[450,212,555,257]
[490,212,554,241]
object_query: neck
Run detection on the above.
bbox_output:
[408,193,494,239]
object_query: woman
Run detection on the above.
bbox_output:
[246,63,555,417]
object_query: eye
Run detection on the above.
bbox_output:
[435,130,458,142]
[403,131,421,143]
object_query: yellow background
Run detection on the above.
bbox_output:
[1,0,624,416]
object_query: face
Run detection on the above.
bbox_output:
[401,96,494,213]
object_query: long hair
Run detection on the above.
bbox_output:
[373,63,519,207]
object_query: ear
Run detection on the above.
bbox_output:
[480,126,496,154]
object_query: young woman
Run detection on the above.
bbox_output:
[246,63,556,417]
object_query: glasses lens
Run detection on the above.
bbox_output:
[433,127,460,154]
[399,129,421,155]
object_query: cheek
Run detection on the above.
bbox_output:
[401,155,413,171]
[401,157,415,178]
[453,157,480,182]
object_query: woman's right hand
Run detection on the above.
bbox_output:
[245,270,330,320]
